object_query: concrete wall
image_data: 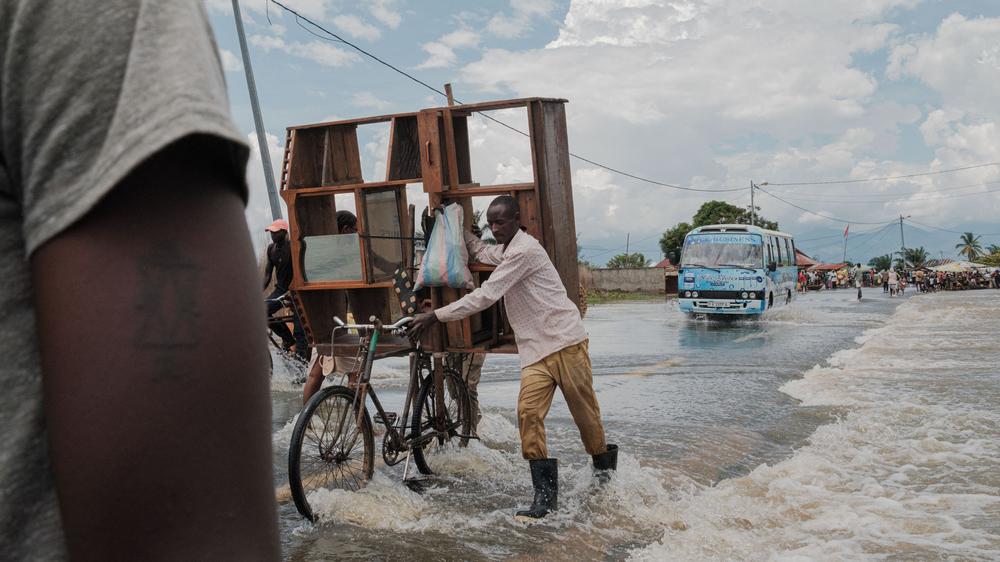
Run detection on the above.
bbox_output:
[583,267,666,293]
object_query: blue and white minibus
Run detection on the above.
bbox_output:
[676,224,797,316]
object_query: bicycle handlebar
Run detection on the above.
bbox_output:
[332,316,414,333]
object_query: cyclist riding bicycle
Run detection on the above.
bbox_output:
[264,218,307,360]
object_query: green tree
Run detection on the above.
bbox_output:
[897,246,929,269]
[868,254,893,271]
[607,252,646,269]
[472,209,496,245]
[955,232,983,261]
[691,200,778,230]
[980,252,1000,267]
[658,221,691,260]
[987,244,1000,255]
[658,201,779,261]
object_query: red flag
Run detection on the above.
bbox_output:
[843,224,850,238]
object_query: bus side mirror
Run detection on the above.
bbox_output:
[768,262,777,272]
[667,251,679,266]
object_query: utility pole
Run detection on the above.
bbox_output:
[625,233,630,257]
[749,181,755,226]
[899,214,906,266]
[232,0,282,220]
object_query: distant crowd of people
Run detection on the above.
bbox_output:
[797,265,1000,296]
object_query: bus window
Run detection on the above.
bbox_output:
[784,238,793,266]
[765,236,773,265]
[775,237,783,265]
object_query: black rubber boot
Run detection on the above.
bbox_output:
[592,444,618,483]
[515,459,558,521]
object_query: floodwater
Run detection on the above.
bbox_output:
[269,288,1000,561]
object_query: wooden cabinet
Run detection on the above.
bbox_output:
[280,98,580,355]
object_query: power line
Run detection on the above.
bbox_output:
[905,218,1000,237]
[756,186,891,225]
[266,0,746,194]
[766,162,1000,187]
[768,180,1000,204]
[795,223,894,243]
[846,222,897,257]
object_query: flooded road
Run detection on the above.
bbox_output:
[269,288,1000,560]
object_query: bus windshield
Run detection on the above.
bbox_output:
[682,233,763,269]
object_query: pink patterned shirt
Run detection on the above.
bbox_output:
[434,229,588,368]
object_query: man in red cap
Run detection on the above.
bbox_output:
[264,218,307,360]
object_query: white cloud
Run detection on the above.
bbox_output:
[351,91,393,110]
[332,14,381,41]
[457,0,994,242]
[441,29,481,49]
[889,14,1000,116]
[249,34,360,67]
[219,48,243,72]
[416,29,482,69]
[417,42,461,69]
[485,14,522,39]
[487,0,557,39]
[367,0,402,29]
[244,131,287,255]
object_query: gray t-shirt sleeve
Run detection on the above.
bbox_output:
[2,0,249,256]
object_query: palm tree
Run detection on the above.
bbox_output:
[987,244,1000,255]
[868,254,893,271]
[955,232,983,262]
[898,246,929,269]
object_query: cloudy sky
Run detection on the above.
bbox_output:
[206,0,1000,264]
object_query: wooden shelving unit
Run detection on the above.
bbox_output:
[280,97,580,355]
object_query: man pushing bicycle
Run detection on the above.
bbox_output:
[411,195,617,521]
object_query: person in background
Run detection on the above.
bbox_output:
[264,218,308,361]
[854,263,864,302]
[888,269,899,297]
[0,1,280,559]
[411,195,617,522]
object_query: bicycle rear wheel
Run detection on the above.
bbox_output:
[410,369,471,475]
[288,385,374,521]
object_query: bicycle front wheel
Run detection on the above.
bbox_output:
[410,369,471,475]
[288,385,374,521]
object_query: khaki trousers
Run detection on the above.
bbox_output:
[461,353,485,431]
[517,340,606,460]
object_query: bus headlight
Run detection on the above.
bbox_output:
[749,292,756,299]
[684,291,691,298]
[691,291,699,298]
[741,292,748,299]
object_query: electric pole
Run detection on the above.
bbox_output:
[232,0,282,220]
[749,181,755,226]
[899,214,906,267]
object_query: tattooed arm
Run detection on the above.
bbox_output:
[30,136,280,560]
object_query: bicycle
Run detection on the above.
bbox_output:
[287,315,474,521]
[265,292,307,380]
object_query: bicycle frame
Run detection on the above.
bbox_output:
[337,323,438,466]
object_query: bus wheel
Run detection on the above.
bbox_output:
[768,293,774,308]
